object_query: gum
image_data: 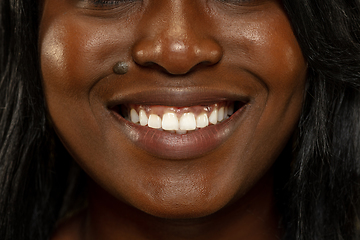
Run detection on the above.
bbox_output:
[124,101,232,119]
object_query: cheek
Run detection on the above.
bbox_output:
[258,25,306,97]
[256,19,307,134]
[40,13,136,100]
[39,15,143,192]
[41,21,107,98]
[239,11,307,122]
[39,19,108,167]
[217,6,306,93]
[40,15,133,143]
[214,8,307,186]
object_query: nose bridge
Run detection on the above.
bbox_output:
[162,0,194,45]
[132,0,222,75]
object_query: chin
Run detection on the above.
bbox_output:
[141,204,228,220]
[134,193,229,219]
[111,173,244,220]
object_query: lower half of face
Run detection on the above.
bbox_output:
[40,0,307,218]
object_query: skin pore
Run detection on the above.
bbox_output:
[39,0,307,239]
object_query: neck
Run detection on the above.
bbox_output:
[82,170,282,240]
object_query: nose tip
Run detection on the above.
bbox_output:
[132,37,223,75]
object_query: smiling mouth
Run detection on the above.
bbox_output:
[107,89,249,159]
[113,101,245,134]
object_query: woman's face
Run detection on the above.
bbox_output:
[40,0,307,218]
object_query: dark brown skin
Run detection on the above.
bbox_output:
[39,0,307,239]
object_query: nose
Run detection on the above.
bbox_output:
[132,0,223,75]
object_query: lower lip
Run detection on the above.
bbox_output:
[111,106,247,160]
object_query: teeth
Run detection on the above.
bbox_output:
[162,112,179,130]
[179,113,196,131]
[130,109,139,123]
[148,114,162,129]
[209,109,218,125]
[228,103,234,116]
[218,107,225,122]
[125,102,238,134]
[224,107,229,119]
[139,110,148,126]
[196,113,209,128]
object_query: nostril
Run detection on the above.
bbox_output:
[132,35,223,75]
[194,41,223,64]
[131,39,156,66]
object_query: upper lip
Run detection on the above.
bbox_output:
[106,87,250,108]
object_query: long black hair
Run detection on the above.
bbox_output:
[281,1,360,239]
[1,0,360,239]
[0,1,71,239]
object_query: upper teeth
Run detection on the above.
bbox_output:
[127,103,235,134]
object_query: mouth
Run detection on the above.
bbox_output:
[107,89,249,159]
[112,101,244,134]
